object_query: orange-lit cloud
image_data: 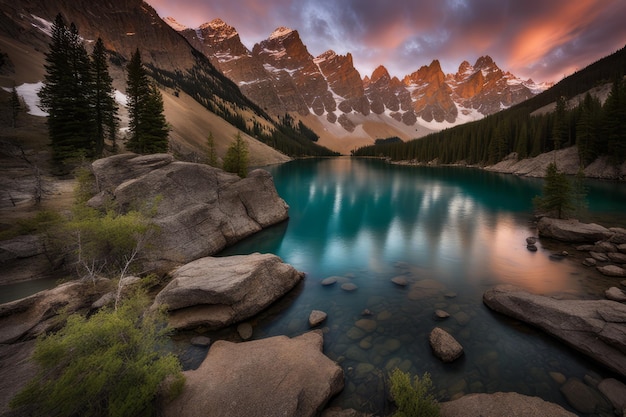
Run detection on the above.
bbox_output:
[507,1,605,73]
[146,0,626,84]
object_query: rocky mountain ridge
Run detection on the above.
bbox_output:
[167,17,551,143]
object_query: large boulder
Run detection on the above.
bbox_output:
[0,278,113,344]
[88,154,289,271]
[153,253,304,330]
[483,285,626,377]
[537,217,613,243]
[440,392,577,417]
[162,331,344,417]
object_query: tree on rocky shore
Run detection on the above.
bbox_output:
[533,162,575,219]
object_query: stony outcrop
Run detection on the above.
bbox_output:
[440,392,577,417]
[429,327,463,362]
[537,217,613,243]
[0,234,49,285]
[483,285,626,377]
[153,253,304,330]
[88,154,289,271]
[0,340,37,415]
[162,331,344,417]
[0,278,112,344]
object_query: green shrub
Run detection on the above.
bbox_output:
[10,293,184,417]
[389,368,440,417]
[0,210,63,240]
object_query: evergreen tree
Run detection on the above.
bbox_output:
[39,14,97,168]
[533,162,574,219]
[206,131,218,167]
[552,95,567,151]
[91,38,118,157]
[602,77,626,163]
[10,85,20,128]
[223,132,249,178]
[126,49,169,154]
[141,83,169,153]
[576,92,601,165]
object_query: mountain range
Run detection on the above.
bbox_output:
[167,17,551,152]
[1,0,551,158]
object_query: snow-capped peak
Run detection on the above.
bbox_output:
[269,27,294,40]
[199,18,239,39]
[164,16,187,32]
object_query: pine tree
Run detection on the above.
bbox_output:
[533,162,574,219]
[140,83,169,154]
[126,49,168,154]
[223,132,249,178]
[576,92,601,165]
[552,96,567,151]
[603,77,626,163]
[206,131,218,167]
[10,85,20,128]
[39,15,96,168]
[91,38,118,157]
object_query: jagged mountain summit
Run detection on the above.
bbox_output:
[168,17,551,152]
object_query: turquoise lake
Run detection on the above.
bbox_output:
[209,157,626,414]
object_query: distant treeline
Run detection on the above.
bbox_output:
[353,45,626,166]
[145,50,338,157]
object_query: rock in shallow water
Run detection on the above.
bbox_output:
[429,327,463,362]
[483,284,626,377]
[153,253,304,330]
[309,310,328,327]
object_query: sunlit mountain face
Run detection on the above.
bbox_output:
[148,0,626,85]
[166,16,549,153]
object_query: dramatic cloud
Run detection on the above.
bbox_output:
[147,0,626,83]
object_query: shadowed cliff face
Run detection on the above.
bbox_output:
[3,0,194,71]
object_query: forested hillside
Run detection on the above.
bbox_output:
[353,45,626,166]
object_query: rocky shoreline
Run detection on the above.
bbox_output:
[392,145,626,180]
[2,154,626,416]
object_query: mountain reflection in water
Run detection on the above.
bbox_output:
[213,158,626,414]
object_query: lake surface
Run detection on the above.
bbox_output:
[210,157,626,414]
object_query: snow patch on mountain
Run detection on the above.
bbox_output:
[164,16,187,32]
[269,27,294,40]
[3,82,47,117]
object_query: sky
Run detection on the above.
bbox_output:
[146,0,626,84]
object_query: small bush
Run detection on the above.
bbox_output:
[10,293,184,417]
[389,368,440,417]
[0,210,63,240]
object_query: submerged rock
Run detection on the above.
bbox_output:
[560,377,610,414]
[483,285,626,377]
[162,331,343,417]
[605,287,626,302]
[597,264,626,277]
